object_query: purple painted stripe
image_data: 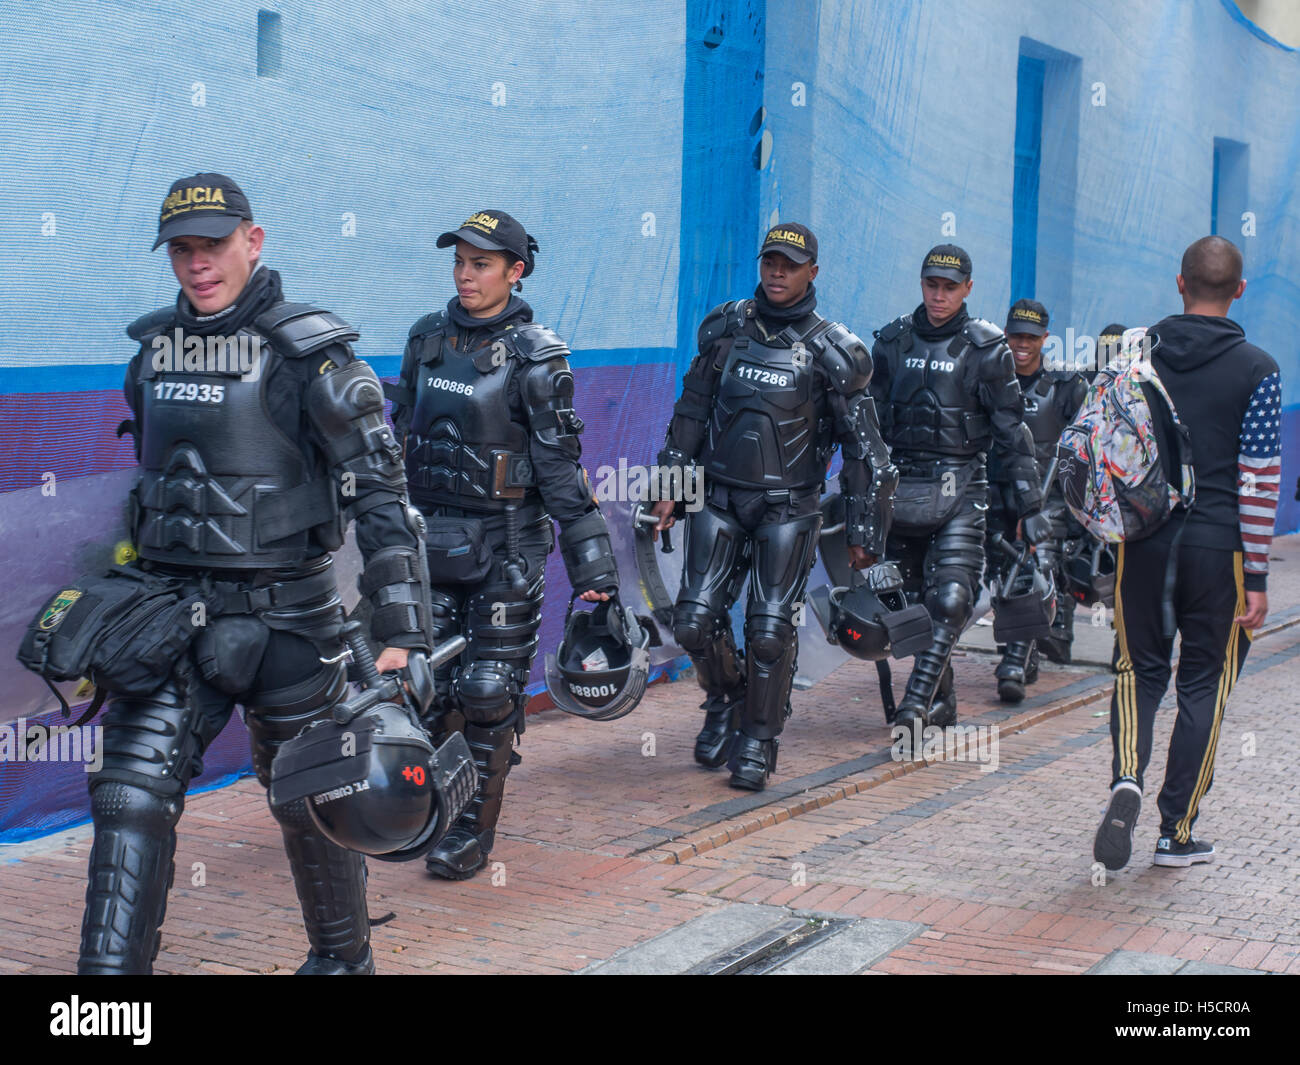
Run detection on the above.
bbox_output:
[0,363,683,493]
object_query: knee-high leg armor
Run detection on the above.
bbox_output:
[79,782,185,974]
[426,569,543,880]
[251,661,371,974]
[898,581,973,729]
[271,797,373,974]
[728,511,821,789]
[894,491,985,731]
[674,503,750,767]
[78,678,207,975]
[426,721,517,880]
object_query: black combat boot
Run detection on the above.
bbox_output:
[727,732,779,791]
[995,641,1035,703]
[694,691,743,768]
[928,664,957,727]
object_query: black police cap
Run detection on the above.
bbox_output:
[153,173,253,250]
[437,210,537,277]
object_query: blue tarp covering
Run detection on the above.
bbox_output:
[2,0,1297,839]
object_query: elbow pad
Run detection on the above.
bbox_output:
[307,359,407,513]
[523,357,585,459]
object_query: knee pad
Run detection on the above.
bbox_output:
[454,661,518,726]
[925,581,974,629]
[673,602,722,654]
[743,614,795,667]
[89,779,184,834]
[268,791,313,831]
[246,661,348,786]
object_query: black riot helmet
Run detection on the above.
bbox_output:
[991,540,1058,644]
[825,563,933,661]
[544,593,654,721]
[269,700,478,863]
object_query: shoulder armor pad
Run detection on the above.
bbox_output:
[126,307,174,344]
[962,317,1004,349]
[255,302,359,358]
[977,342,1014,382]
[1044,369,1082,385]
[408,310,447,340]
[873,314,912,343]
[506,322,570,362]
[698,300,746,350]
[816,321,872,394]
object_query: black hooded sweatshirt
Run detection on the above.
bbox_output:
[1147,314,1280,590]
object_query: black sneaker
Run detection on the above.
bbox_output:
[1153,837,1215,867]
[1093,780,1142,871]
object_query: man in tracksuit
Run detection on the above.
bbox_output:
[1093,236,1280,871]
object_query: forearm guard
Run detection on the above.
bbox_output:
[558,509,619,595]
[1006,424,1044,519]
[307,358,408,521]
[837,394,897,554]
[359,544,432,652]
[655,445,694,519]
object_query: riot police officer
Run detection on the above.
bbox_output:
[986,299,1089,701]
[80,174,431,974]
[387,210,620,880]
[650,223,895,790]
[871,246,1050,730]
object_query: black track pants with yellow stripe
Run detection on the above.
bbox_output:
[1110,538,1252,843]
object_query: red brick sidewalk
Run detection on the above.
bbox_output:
[5,539,1299,974]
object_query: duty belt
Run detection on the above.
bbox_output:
[895,455,981,480]
[209,566,338,615]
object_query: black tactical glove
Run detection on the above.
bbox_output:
[864,560,905,594]
[1022,511,1053,545]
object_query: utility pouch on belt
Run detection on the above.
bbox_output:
[423,517,494,584]
[17,565,210,723]
[891,458,977,533]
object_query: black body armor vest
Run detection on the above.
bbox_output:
[133,313,344,569]
[701,332,828,491]
[879,330,992,457]
[1020,372,1076,471]
[405,331,536,511]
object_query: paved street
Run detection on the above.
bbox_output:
[4,538,1298,975]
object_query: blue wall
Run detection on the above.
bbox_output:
[2,0,1298,839]
[759,1,1299,534]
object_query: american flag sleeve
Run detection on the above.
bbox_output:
[1238,370,1282,591]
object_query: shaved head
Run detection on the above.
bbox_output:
[1180,236,1243,304]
